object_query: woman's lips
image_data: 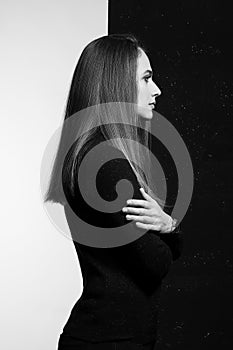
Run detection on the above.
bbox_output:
[149,102,156,109]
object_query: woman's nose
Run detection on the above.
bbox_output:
[152,82,162,97]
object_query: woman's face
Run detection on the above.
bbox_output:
[136,49,162,119]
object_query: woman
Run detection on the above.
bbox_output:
[44,34,183,350]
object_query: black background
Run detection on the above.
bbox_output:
[109,0,233,348]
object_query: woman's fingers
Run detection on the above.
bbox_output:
[135,221,162,231]
[126,215,146,221]
[122,207,146,215]
[126,199,150,207]
[126,215,159,225]
[139,187,153,200]
[124,189,171,232]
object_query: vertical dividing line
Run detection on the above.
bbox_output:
[107,0,111,34]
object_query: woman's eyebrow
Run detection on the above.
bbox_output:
[142,69,153,76]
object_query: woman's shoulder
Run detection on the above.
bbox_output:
[78,130,140,199]
[81,129,129,171]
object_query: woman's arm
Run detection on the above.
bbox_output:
[65,138,184,262]
[154,227,184,261]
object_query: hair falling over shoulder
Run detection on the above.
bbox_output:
[43,33,167,210]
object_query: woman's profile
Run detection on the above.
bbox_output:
[44,33,184,350]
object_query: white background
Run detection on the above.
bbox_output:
[0,1,108,349]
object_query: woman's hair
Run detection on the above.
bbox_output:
[44,33,167,209]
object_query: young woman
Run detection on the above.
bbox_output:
[44,34,183,350]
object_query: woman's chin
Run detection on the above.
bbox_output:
[137,106,153,120]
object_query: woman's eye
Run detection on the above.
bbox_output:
[144,76,151,83]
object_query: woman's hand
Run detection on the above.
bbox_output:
[122,187,173,233]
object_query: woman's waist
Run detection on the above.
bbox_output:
[71,286,162,323]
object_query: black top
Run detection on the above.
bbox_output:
[61,128,184,344]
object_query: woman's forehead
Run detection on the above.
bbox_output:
[137,50,152,75]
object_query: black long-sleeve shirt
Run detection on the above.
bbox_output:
[60,128,184,344]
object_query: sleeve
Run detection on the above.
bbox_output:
[94,144,184,262]
[154,226,184,261]
[92,143,184,261]
[62,140,144,229]
[67,139,183,266]
[90,143,146,227]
